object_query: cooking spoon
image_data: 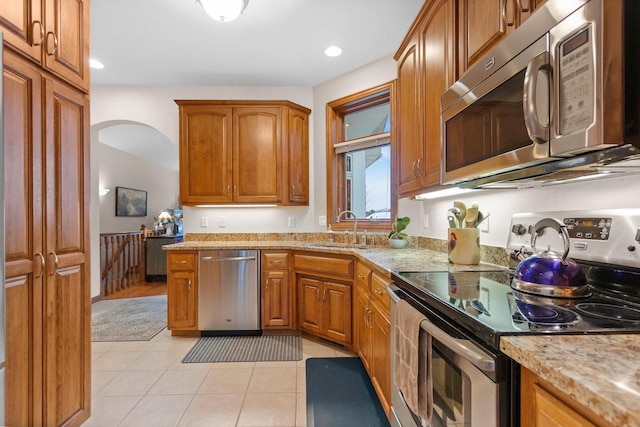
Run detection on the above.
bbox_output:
[465,205,479,228]
[453,201,467,222]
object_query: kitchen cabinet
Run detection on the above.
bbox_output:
[521,366,612,427]
[458,0,546,74]
[395,0,457,197]
[261,251,293,329]
[354,263,391,418]
[167,251,198,333]
[3,42,91,426]
[175,100,310,206]
[294,252,354,346]
[0,0,90,92]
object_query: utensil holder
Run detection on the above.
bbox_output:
[448,228,480,265]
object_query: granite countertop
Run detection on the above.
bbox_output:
[501,335,640,426]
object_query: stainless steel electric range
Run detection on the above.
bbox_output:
[389,209,640,427]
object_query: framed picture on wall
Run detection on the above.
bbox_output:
[115,186,147,217]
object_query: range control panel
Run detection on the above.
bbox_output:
[563,217,611,240]
[506,209,640,268]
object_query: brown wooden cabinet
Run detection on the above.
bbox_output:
[458,0,546,74]
[294,252,354,346]
[261,251,293,329]
[0,0,90,92]
[175,100,310,206]
[167,252,198,332]
[521,366,612,427]
[354,264,391,418]
[395,0,457,198]
[3,41,91,426]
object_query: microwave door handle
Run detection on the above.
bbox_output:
[523,52,549,143]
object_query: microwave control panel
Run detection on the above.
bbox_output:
[559,26,594,135]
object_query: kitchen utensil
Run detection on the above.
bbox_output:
[447,213,458,228]
[511,218,588,297]
[448,207,464,228]
[453,201,467,222]
[465,205,479,228]
[475,211,489,228]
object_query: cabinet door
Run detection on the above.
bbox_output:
[233,107,283,203]
[459,0,513,73]
[355,288,372,372]
[262,270,290,328]
[298,277,323,335]
[3,49,45,427]
[43,0,90,91]
[396,29,423,196]
[168,270,197,330]
[322,281,352,344]
[421,0,457,187]
[179,105,233,204]
[0,0,42,60]
[286,107,309,204]
[42,76,91,426]
[371,304,391,417]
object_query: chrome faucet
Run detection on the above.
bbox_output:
[336,210,358,245]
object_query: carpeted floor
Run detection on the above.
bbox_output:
[182,335,302,363]
[92,295,167,342]
[306,357,390,427]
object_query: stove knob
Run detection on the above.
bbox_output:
[628,245,637,252]
[511,224,527,236]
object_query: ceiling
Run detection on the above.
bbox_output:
[90,0,424,87]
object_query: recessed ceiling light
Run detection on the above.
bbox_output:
[89,58,104,69]
[325,46,342,57]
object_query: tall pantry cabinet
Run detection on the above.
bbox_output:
[1,0,92,425]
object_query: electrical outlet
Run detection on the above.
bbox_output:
[201,216,208,227]
[218,216,226,228]
[288,217,296,227]
[318,215,327,226]
[423,214,429,228]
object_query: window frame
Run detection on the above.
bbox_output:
[325,81,397,232]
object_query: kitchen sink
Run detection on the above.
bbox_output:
[303,242,368,249]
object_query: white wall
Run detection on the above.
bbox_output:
[98,143,180,233]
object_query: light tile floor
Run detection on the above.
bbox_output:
[88,299,356,427]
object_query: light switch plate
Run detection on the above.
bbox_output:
[201,216,208,227]
[318,215,327,226]
[288,217,296,227]
[218,216,226,228]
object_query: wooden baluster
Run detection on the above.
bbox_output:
[109,235,116,295]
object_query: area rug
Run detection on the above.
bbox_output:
[182,335,302,363]
[92,295,167,342]
[306,357,390,427]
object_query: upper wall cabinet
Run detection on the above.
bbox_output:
[0,0,90,92]
[458,0,547,74]
[175,100,311,206]
[395,0,457,198]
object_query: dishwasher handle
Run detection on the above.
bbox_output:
[387,284,496,372]
[201,256,257,262]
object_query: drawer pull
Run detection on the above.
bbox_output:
[176,260,187,264]
[271,260,283,264]
[373,288,383,295]
[357,274,365,279]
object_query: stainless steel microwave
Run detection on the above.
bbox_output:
[441,0,640,188]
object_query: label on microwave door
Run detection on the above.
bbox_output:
[559,27,594,135]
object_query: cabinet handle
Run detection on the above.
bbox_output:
[176,260,187,264]
[32,21,45,46]
[45,31,58,55]
[364,309,369,328]
[266,279,269,292]
[187,279,192,292]
[412,160,418,177]
[271,260,283,265]
[317,288,321,301]
[34,252,45,278]
[227,185,231,195]
[322,288,327,303]
[502,0,515,26]
[517,0,529,12]
[48,252,59,276]
[373,288,383,295]
[368,309,374,329]
[357,274,365,279]
[233,185,237,194]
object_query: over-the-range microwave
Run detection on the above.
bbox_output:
[441,0,640,188]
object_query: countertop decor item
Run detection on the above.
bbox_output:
[388,216,411,248]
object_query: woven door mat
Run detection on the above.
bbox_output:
[182,335,302,363]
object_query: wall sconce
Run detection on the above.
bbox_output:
[197,0,249,22]
[99,188,111,196]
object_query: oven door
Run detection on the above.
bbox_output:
[388,285,503,427]
[441,34,551,185]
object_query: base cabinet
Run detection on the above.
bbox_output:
[298,277,352,345]
[261,251,293,329]
[167,252,198,332]
[521,366,612,427]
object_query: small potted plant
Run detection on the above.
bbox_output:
[388,216,411,249]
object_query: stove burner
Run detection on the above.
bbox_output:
[575,303,640,323]
[515,300,580,325]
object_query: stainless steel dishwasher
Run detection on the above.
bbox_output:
[198,250,260,335]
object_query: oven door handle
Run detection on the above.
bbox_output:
[388,284,496,372]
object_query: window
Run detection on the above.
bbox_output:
[326,82,396,231]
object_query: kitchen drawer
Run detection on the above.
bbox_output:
[371,272,390,312]
[293,253,354,278]
[355,262,372,289]
[167,252,196,271]
[262,251,289,269]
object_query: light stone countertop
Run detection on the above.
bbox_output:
[501,335,640,426]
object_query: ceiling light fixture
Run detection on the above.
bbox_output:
[197,0,249,22]
[325,46,342,57]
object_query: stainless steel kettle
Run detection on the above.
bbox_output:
[511,218,589,298]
